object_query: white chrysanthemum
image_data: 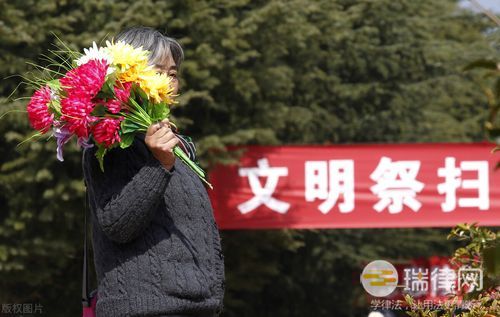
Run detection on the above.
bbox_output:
[76,42,115,74]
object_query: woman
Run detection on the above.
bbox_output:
[82,26,225,317]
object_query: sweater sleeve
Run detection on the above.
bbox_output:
[83,146,174,244]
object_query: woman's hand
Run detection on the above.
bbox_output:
[145,119,179,171]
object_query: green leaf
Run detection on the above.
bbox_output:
[95,145,107,172]
[135,85,149,105]
[91,104,107,117]
[149,102,170,122]
[128,98,153,126]
[49,98,62,116]
[121,118,145,134]
[120,133,134,149]
[121,121,137,134]
[122,115,150,130]
[129,86,136,100]
[46,79,60,91]
[101,79,115,96]
[94,91,108,100]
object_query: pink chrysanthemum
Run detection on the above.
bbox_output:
[60,59,109,99]
[95,83,132,114]
[60,97,97,138]
[104,99,121,114]
[27,86,54,133]
[92,117,122,147]
[115,82,132,102]
[105,82,132,114]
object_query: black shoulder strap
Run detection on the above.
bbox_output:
[82,157,91,307]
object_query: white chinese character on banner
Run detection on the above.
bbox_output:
[237,158,290,214]
[437,157,489,212]
[370,157,424,213]
[404,267,429,292]
[305,160,354,214]
[458,266,483,293]
[431,266,457,295]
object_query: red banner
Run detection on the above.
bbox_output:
[208,143,500,229]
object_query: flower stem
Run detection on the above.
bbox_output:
[173,146,213,189]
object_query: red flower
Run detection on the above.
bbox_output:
[115,82,132,102]
[104,99,122,114]
[105,82,132,114]
[60,59,108,99]
[92,117,122,147]
[60,97,97,138]
[27,86,54,133]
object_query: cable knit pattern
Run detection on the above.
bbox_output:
[82,134,225,317]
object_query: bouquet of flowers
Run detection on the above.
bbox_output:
[24,40,212,188]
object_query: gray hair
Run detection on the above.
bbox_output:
[115,26,184,68]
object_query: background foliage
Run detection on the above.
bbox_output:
[0,0,497,316]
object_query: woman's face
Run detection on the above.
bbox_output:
[154,54,179,95]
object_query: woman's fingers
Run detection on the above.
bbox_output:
[144,120,178,170]
[159,118,170,128]
[153,126,171,140]
[160,137,179,152]
[148,118,171,136]
[157,131,177,145]
[146,122,162,136]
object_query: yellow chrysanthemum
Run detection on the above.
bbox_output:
[138,70,176,104]
[105,40,150,82]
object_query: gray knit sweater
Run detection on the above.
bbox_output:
[82,134,225,317]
